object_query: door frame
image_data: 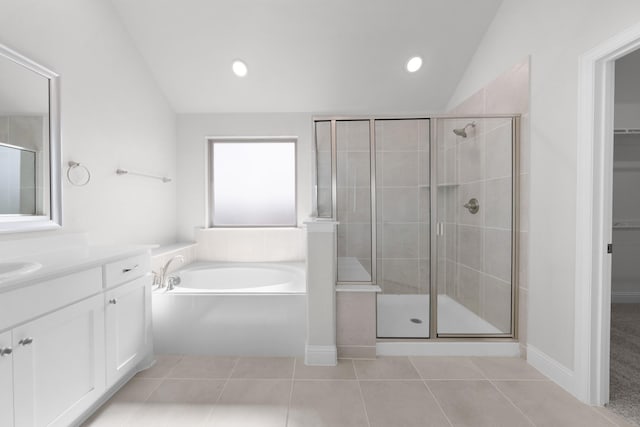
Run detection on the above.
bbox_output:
[574,22,640,405]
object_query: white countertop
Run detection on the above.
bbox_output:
[0,243,151,292]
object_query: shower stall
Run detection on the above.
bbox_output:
[314,116,519,338]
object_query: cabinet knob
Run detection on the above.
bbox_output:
[18,337,33,346]
[0,347,12,356]
[109,298,118,305]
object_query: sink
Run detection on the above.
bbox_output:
[0,261,42,280]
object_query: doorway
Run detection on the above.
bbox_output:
[575,21,640,408]
[607,49,640,422]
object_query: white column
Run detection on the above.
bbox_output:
[304,219,338,366]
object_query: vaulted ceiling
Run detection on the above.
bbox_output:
[111,0,502,113]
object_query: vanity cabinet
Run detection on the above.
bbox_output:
[0,249,152,427]
[105,275,151,387]
[12,295,105,427]
[0,330,14,427]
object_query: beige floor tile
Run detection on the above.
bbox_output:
[81,379,162,426]
[410,356,485,380]
[354,356,420,380]
[136,354,182,379]
[495,380,617,427]
[360,380,451,427]
[594,406,638,427]
[168,355,238,379]
[208,379,291,427]
[471,357,546,380]
[82,401,146,427]
[127,402,213,427]
[231,356,295,379]
[288,380,368,427]
[427,380,532,427]
[125,379,225,427]
[294,358,356,380]
[113,378,163,401]
[147,378,226,403]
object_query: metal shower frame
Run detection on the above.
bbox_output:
[312,114,520,340]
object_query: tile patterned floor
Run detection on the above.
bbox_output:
[83,355,636,427]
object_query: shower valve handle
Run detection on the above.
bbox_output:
[464,198,480,214]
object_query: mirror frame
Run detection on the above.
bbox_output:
[0,43,61,233]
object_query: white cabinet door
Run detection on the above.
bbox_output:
[13,295,105,427]
[105,276,151,386]
[0,330,14,427]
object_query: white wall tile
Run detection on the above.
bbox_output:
[195,228,305,262]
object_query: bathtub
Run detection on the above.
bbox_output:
[152,261,307,356]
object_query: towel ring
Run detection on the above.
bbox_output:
[67,161,91,187]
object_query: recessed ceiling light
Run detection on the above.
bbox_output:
[406,56,423,73]
[232,60,248,77]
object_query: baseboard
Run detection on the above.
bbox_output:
[526,344,576,395]
[376,341,521,357]
[611,291,640,303]
[305,344,337,366]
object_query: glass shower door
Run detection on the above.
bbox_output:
[335,120,373,283]
[435,117,515,336]
[375,119,430,338]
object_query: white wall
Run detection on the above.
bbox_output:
[447,0,640,371]
[0,0,177,245]
[176,113,312,243]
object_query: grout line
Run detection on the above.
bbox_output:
[407,355,425,381]
[120,372,166,427]
[216,357,240,402]
[353,359,360,380]
[157,353,184,380]
[488,379,537,427]
[202,357,240,424]
[285,357,297,426]
[469,358,490,380]
[421,380,454,427]
[356,377,372,427]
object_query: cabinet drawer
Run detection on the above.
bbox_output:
[0,268,102,332]
[104,253,150,289]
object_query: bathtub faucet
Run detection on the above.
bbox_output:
[152,255,185,289]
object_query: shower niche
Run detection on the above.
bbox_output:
[314,116,519,339]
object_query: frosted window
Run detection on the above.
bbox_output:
[211,140,296,226]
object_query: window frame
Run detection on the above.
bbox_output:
[206,136,298,228]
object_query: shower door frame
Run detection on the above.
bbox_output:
[313,114,521,340]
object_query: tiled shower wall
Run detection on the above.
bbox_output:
[449,58,530,354]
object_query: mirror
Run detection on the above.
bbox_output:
[0,44,61,232]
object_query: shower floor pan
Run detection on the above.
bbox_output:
[377,294,502,338]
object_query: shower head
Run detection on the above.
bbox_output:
[452,122,476,138]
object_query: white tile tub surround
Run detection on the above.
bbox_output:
[195,228,305,262]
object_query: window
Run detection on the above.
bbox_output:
[208,138,297,227]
